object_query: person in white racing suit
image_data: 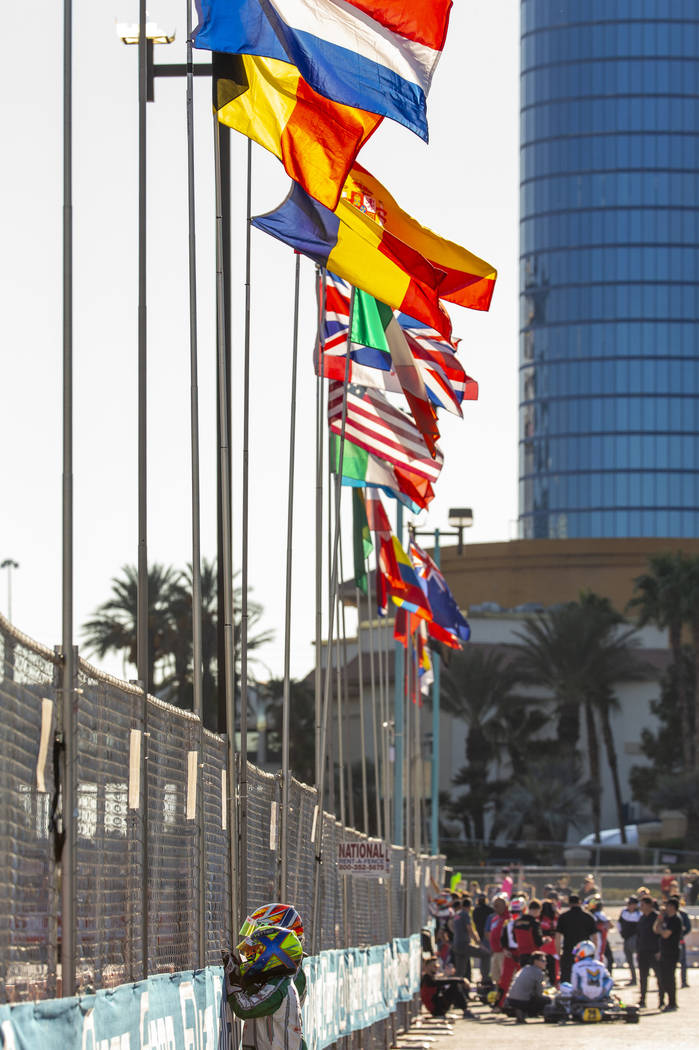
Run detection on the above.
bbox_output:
[570,939,614,1000]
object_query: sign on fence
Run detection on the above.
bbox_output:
[0,937,422,1050]
[336,840,391,875]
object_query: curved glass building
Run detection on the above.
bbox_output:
[519,1,699,539]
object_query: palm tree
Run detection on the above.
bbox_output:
[629,552,693,769]
[264,676,316,785]
[514,593,645,844]
[82,559,273,730]
[441,647,521,843]
[82,563,181,690]
[493,756,591,844]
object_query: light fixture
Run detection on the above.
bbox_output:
[447,507,473,555]
[448,508,474,529]
[115,19,175,44]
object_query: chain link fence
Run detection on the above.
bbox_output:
[0,614,444,1003]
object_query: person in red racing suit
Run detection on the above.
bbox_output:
[513,899,545,964]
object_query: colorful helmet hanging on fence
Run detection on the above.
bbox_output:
[237,924,304,977]
[239,902,304,941]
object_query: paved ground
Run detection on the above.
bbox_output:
[398,966,698,1050]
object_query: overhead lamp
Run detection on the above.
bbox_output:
[447,507,473,554]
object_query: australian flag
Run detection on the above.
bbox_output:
[409,540,471,649]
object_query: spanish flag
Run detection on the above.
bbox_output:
[347,164,497,312]
[214,53,382,211]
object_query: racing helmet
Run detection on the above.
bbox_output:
[509,898,524,914]
[237,924,303,977]
[239,902,304,940]
[573,939,596,962]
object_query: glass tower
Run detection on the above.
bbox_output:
[519,1,699,539]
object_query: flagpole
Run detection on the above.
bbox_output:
[280,252,301,899]
[403,628,411,937]
[355,585,369,833]
[431,530,441,855]
[311,286,355,954]
[61,0,76,997]
[339,563,355,830]
[413,642,421,856]
[314,268,326,787]
[364,558,381,839]
[185,0,205,967]
[393,504,404,847]
[239,137,253,918]
[214,113,239,941]
[136,0,150,980]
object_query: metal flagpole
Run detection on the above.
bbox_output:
[413,642,421,856]
[137,0,150,980]
[403,630,411,937]
[431,530,441,855]
[185,0,206,967]
[314,268,326,787]
[393,505,404,847]
[311,287,355,954]
[339,568,355,830]
[213,113,239,940]
[364,558,381,839]
[280,252,301,898]
[239,138,252,918]
[61,0,76,997]
[355,585,369,834]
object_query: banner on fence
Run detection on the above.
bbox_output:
[0,936,421,1050]
[336,840,390,875]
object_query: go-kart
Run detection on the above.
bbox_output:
[474,979,498,1007]
[543,989,639,1024]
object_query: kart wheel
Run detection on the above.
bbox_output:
[624,1007,640,1024]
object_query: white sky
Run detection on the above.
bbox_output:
[1,2,520,682]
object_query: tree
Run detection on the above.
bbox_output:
[492,757,591,843]
[629,552,694,769]
[630,649,694,804]
[82,560,273,730]
[513,593,645,843]
[82,563,181,691]
[441,647,521,843]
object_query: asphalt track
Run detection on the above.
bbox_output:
[395,966,698,1050]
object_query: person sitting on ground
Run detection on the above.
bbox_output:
[504,951,549,1022]
[420,956,474,1019]
[570,940,614,1001]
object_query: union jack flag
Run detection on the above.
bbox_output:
[317,273,476,415]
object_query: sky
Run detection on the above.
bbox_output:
[1,2,520,682]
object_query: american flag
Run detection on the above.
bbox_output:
[327,381,443,485]
[318,273,476,416]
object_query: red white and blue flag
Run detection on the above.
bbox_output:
[409,539,470,648]
[194,0,453,142]
[317,274,476,417]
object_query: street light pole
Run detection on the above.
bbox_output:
[409,509,473,855]
[1,559,19,623]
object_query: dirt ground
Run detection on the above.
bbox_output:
[399,965,698,1050]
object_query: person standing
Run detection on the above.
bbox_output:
[636,896,661,1008]
[555,894,598,982]
[618,895,640,985]
[653,897,683,1011]
[679,899,691,989]
[487,896,509,986]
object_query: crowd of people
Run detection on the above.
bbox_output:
[421,869,694,1023]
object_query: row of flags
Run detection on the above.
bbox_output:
[192,0,494,681]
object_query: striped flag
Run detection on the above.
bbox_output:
[317,274,475,417]
[327,381,443,487]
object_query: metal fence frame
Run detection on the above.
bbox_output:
[0,614,444,1003]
